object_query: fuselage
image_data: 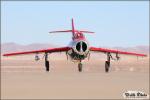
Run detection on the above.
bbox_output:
[67,31,90,61]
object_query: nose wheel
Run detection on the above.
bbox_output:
[78,62,82,72]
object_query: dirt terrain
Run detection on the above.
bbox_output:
[1,53,149,99]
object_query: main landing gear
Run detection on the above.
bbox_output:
[105,52,111,73]
[45,53,49,71]
[78,61,82,72]
[105,52,120,73]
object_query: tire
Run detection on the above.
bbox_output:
[105,61,110,73]
[45,61,49,71]
[78,63,82,72]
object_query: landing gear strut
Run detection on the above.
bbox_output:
[45,53,49,71]
[78,61,82,72]
[105,52,111,73]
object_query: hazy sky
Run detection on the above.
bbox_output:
[1,1,149,47]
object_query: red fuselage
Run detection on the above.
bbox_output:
[68,31,90,61]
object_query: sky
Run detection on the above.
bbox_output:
[1,1,149,47]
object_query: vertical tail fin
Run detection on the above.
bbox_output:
[72,18,75,35]
[49,18,94,35]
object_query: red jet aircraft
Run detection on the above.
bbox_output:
[3,19,147,72]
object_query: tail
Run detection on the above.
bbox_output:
[71,18,75,35]
[49,18,94,36]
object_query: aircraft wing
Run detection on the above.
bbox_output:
[90,47,147,57]
[3,47,71,56]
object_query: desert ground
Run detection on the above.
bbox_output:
[1,53,149,99]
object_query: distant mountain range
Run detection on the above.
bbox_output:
[1,42,149,55]
[1,42,57,54]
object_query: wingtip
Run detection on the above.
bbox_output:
[144,54,148,57]
[3,54,7,56]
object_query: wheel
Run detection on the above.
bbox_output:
[105,61,110,73]
[78,63,82,72]
[45,61,49,71]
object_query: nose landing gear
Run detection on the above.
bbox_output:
[78,60,82,72]
[78,62,82,72]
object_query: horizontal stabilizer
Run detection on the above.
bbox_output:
[79,30,94,33]
[49,30,72,33]
[49,30,94,34]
